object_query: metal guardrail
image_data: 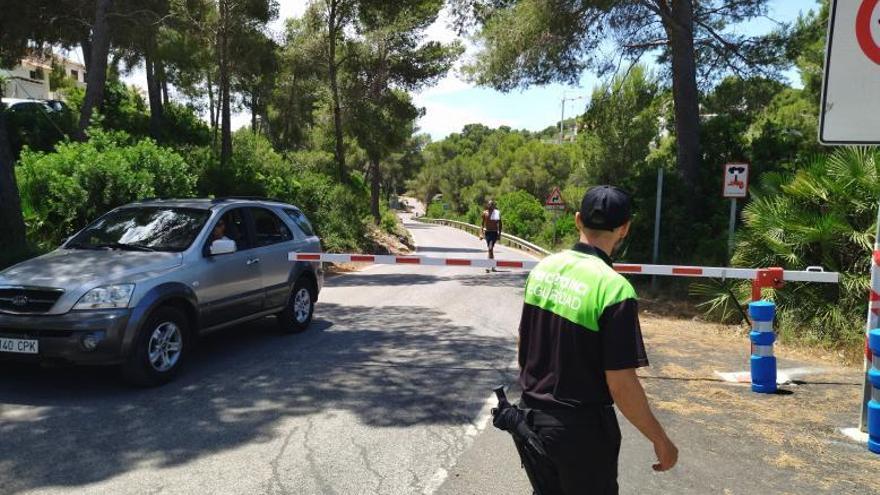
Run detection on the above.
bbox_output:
[414,216,551,257]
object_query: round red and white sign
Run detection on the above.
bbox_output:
[857,0,880,64]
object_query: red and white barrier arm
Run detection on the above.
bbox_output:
[291,253,536,269]
[289,253,840,284]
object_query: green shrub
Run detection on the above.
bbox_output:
[287,149,336,172]
[6,101,77,158]
[426,200,453,219]
[264,170,370,252]
[536,212,577,249]
[497,190,546,239]
[159,102,212,147]
[16,129,197,248]
[379,203,398,233]
[64,80,150,137]
[696,147,880,350]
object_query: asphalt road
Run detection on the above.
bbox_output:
[0,216,534,494]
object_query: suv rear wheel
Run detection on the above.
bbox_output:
[277,278,315,334]
[122,306,190,386]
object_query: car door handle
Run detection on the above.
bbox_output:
[246,258,261,265]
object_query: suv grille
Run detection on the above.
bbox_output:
[0,328,74,339]
[0,287,64,314]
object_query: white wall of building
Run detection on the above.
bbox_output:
[1,55,86,101]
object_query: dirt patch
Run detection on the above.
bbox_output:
[653,399,716,417]
[366,222,413,255]
[325,263,367,275]
[768,452,807,470]
[639,312,877,493]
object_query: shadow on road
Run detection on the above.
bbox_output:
[0,303,515,493]
[416,245,486,254]
[325,271,528,289]
[400,222,433,230]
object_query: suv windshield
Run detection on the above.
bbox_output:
[67,207,210,252]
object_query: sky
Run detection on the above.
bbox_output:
[112,0,822,141]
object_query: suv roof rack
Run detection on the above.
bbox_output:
[212,196,287,203]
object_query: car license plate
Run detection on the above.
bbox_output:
[0,337,38,354]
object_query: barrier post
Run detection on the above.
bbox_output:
[868,329,880,453]
[860,203,880,432]
[749,301,777,394]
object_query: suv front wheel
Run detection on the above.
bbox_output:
[277,278,315,334]
[122,306,190,386]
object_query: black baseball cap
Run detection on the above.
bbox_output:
[579,185,632,231]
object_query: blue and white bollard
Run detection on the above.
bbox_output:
[749,301,777,394]
[868,329,880,454]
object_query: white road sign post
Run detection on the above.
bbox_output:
[545,187,565,246]
[820,0,880,144]
[723,163,749,261]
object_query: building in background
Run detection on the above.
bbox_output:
[1,52,86,101]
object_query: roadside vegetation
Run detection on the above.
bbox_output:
[414,3,868,354]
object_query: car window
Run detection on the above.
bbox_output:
[284,208,315,237]
[67,207,210,252]
[250,208,292,247]
[207,208,250,252]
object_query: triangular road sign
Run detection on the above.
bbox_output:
[545,186,564,207]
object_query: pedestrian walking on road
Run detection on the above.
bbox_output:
[514,185,678,494]
[480,200,502,272]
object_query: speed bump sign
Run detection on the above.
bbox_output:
[820,0,880,144]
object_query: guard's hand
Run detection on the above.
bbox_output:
[652,436,678,472]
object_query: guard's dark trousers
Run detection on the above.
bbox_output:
[529,406,621,495]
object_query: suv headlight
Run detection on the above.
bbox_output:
[74,284,135,310]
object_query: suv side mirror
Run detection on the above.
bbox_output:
[209,239,237,256]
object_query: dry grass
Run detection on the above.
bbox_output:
[768,452,807,470]
[652,400,716,417]
[638,311,878,492]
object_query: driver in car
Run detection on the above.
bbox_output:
[211,219,231,243]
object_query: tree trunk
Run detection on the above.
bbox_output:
[145,45,163,140]
[219,0,232,168]
[77,0,113,139]
[370,157,381,222]
[206,70,217,146]
[207,72,215,127]
[81,37,93,72]
[664,0,701,191]
[327,4,346,181]
[159,61,169,106]
[251,94,257,134]
[0,104,27,257]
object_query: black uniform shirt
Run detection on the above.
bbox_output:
[518,243,649,410]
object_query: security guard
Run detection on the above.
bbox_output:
[517,185,678,494]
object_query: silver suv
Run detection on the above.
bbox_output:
[0,198,323,385]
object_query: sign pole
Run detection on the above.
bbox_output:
[545,186,566,247]
[652,168,664,290]
[860,202,880,432]
[559,98,565,144]
[819,1,880,438]
[553,209,561,247]
[728,198,737,262]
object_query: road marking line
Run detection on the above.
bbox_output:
[422,360,517,495]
